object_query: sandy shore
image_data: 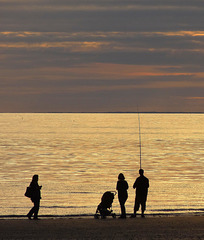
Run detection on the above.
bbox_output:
[0,215,203,239]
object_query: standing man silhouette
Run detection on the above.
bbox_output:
[131,169,149,218]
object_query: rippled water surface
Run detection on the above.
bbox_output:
[0,113,203,216]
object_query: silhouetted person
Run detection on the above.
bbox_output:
[116,173,129,218]
[27,175,42,220]
[131,169,149,218]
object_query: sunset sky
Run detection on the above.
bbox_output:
[0,0,204,112]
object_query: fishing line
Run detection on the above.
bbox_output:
[137,110,142,169]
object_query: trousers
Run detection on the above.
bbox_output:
[27,199,40,219]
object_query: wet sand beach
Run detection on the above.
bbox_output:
[0,216,203,239]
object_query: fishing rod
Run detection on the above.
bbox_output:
[137,111,142,169]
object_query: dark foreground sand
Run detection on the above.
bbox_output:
[0,216,203,239]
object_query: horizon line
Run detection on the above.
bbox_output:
[1,111,204,114]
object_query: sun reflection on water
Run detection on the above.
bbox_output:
[0,113,203,216]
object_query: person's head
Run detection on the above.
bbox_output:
[32,174,39,182]
[139,169,144,176]
[118,173,125,180]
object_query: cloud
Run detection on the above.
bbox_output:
[184,97,204,100]
[1,1,204,32]
[0,0,204,112]
[1,30,204,68]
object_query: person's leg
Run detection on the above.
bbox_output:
[27,201,35,219]
[120,202,126,218]
[33,200,40,220]
[141,201,146,217]
[131,198,139,217]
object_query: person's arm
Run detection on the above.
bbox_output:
[133,180,136,189]
[116,181,119,190]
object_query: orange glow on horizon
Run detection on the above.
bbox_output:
[49,63,203,80]
[185,97,204,100]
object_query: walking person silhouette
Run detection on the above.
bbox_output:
[116,173,129,219]
[131,169,149,218]
[27,175,42,220]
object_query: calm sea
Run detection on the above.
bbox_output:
[0,113,203,218]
